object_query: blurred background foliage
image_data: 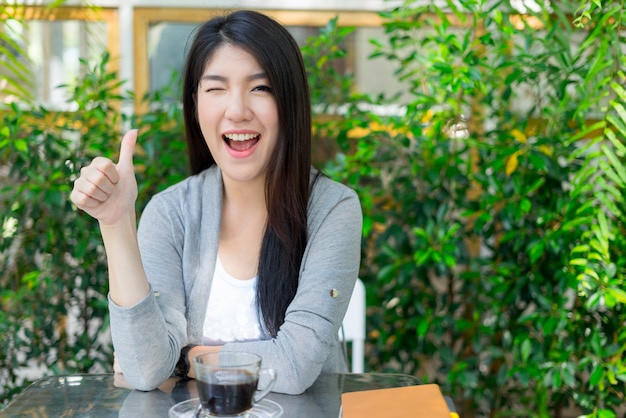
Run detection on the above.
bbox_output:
[1,0,625,417]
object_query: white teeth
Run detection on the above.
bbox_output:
[224,133,258,141]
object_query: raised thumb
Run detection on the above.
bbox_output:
[117,129,138,171]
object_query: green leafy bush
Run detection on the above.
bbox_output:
[0,53,188,406]
[311,1,626,417]
[0,55,122,404]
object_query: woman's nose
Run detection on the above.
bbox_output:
[224,92,252,121]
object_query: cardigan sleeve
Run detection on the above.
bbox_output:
[107,191,189,391]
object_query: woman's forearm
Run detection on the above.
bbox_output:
[100,212,150,307]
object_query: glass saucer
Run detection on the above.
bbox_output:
[169,398,283,418]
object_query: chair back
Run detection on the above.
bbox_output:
[339,278,366,373]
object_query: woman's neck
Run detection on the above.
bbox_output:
[221,175,266,212]
[219,175,268,279]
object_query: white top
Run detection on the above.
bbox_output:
[202,257,262,345]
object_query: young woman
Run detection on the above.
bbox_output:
[70,10,362,395]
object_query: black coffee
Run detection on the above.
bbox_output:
[197,370,258,416]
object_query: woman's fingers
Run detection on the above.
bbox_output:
[70,187,101,209]
[86,157,120,189]
[81,166,116,197]
[113,352,123,374]
[71,157,118,207]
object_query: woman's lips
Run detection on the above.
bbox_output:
[223,133,260,152]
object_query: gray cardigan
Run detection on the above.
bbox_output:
[108,166,362,394]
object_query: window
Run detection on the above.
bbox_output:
[0,7,118,110]
[134,8,388,111]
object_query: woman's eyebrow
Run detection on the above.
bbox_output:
[200,72,268,82]
[200,74,226,82]
[247,72,268,81]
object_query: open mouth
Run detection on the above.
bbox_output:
[223,133,260,152]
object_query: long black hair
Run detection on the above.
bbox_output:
[182,10,311,337]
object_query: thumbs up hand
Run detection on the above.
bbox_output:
[71,130,139,226]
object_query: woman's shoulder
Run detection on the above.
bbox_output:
[143,166,221,212]
[307,170,362,235]
[310,169,358,201]
[137,166,222,241]
[309,170,361,214]
[159,165,219,192]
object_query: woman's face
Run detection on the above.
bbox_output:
[196,44,279,187]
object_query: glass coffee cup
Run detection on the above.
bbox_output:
[192,352,277,417]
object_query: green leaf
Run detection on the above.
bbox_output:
[586,292,602,309]
[417,320,429,337]
[377,264,397,281]
[606,287,626,304]
[606,113,626,147]
[528,240,545,264]
[570,245,590,254]
[568,120,605,144]
[14,139,28,153]
[521,339,531,362]
[553,368,562,389]
[520,198,532,214]
[597,409,617,418]
[589,364,604,387]
[561,363,575,387]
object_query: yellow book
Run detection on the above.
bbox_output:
[341,384,453,418]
